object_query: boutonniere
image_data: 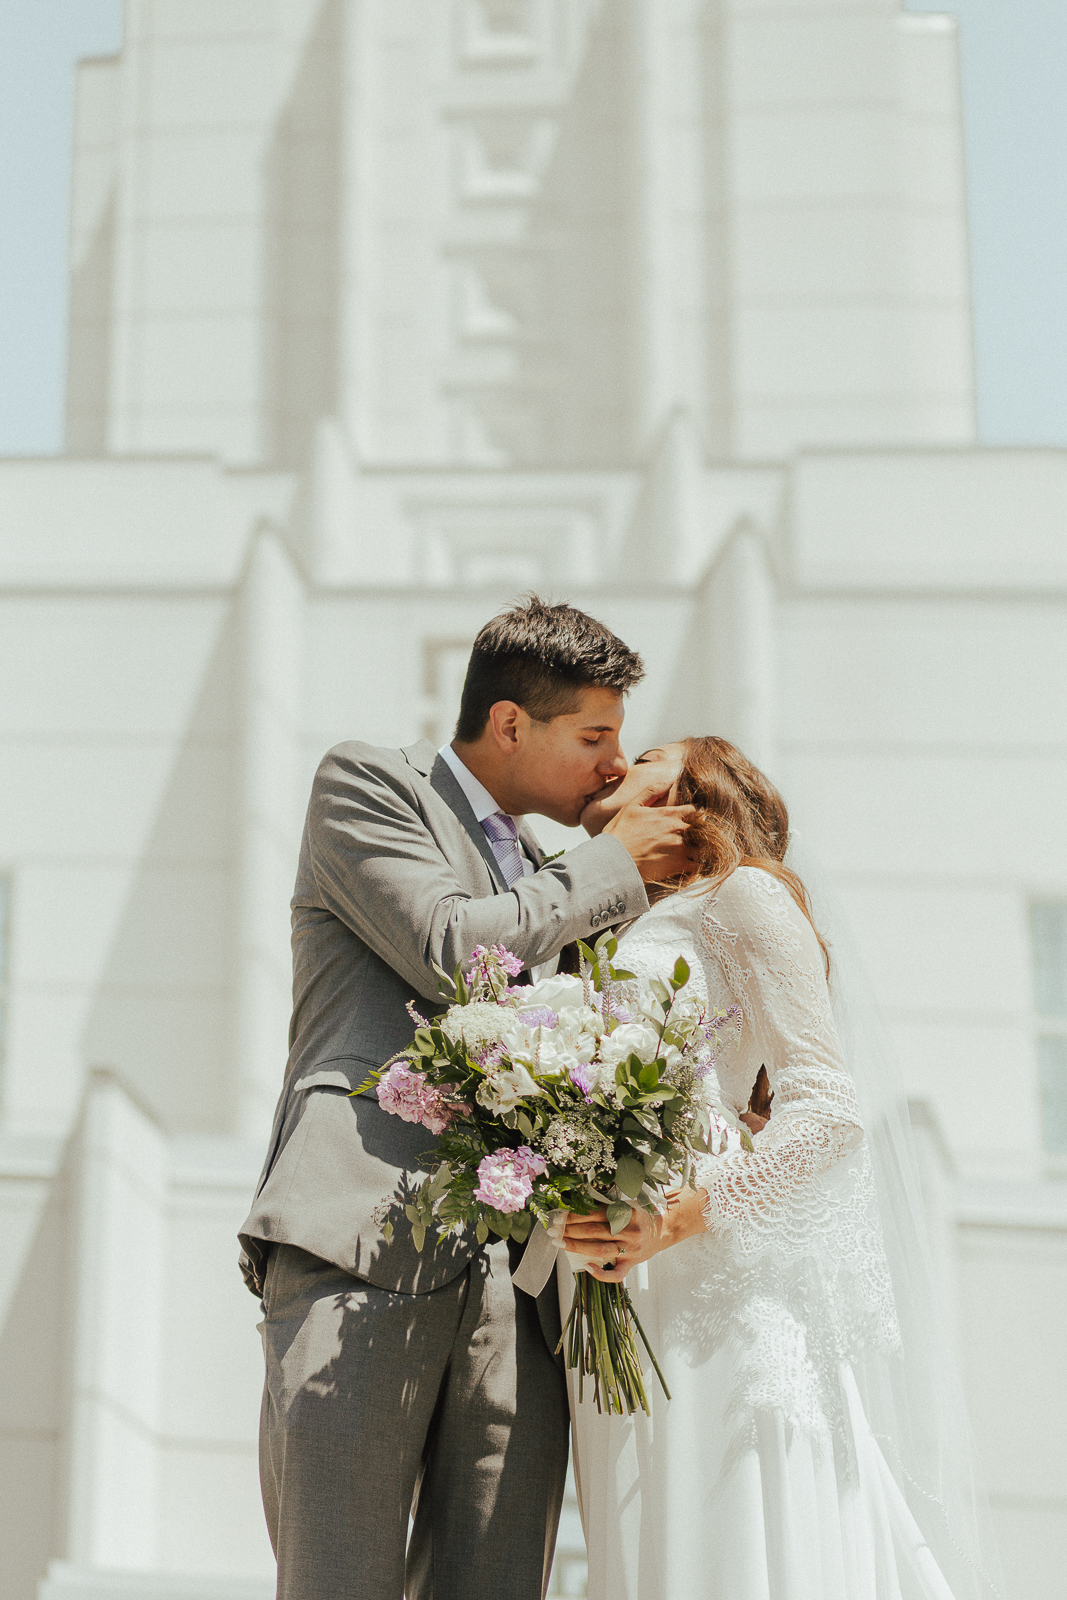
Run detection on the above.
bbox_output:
[540,848,566,865]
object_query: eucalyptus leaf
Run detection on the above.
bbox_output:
[490,1210,512,1239]
[382,1220,394,1242]
[411,1223,427,1252]
[649,977,671,1007]
[606,1201,633,1235]
[615,1154,645,1198]
[475,1218,489,1245]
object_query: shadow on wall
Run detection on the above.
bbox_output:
[459,1,639,468]
[65,185,116,457]
[262,0,346,470]
[0,1155,68,1600]
[79,610,239,1135]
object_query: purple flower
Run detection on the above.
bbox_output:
[568,1062,596,1103]
[516,1005,558,1029]
[474,1150,534,1214]
[468,944,524,983]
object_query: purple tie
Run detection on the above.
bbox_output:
[481,812,525,888]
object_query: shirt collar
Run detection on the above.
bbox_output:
[438,743,524,828]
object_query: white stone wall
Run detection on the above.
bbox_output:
[2,2,1066,1596]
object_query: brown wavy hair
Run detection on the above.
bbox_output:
[662,736,830,978]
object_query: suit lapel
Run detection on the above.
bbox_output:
[401,741,545,889]
[418,749,508,892]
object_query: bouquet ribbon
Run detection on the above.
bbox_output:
[511,1209,571,1296]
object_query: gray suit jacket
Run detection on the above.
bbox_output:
[239,738,648,1301]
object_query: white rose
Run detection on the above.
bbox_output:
[598,1021,662,1068]
[520,973,585,1012]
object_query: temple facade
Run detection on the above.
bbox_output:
[1,3,1065,1595]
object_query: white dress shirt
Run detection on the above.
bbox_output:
[437,743,535,878]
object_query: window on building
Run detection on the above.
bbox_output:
[1031,904,1067,1155]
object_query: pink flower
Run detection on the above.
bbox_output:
[512,1145,547,1180]
[469,944,524,982]
[378,1063,456,1136]
[474,1150,535,1214]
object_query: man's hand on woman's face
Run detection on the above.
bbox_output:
[580,751,684,837]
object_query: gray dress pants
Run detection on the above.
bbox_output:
[259,1240,570,1600]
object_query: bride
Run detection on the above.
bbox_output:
[560,736,1001,1600]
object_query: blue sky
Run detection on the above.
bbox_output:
[0,0,1064,455]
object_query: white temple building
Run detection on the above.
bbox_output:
[1,2,1066,1595]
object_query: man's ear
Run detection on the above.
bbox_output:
[487,700,523,749]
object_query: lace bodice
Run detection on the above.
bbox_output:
[616,868,900,1440]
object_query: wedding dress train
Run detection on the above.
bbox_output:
[564,868,968,1600]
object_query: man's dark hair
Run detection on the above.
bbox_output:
[454,595,644,742]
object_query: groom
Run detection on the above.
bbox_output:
[239,596,694,1600]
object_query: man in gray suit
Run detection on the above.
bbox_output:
[240,597,693,1599]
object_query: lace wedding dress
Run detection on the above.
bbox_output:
[564,867,964,1600]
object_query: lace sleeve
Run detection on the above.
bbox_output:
[693,868,864,1243]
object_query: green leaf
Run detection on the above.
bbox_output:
[606,1201,633,1235]
[649,977,671,1008]
[576,939,596,967]
[610,966,636,982]
[411,1223,427,1252]
[413,1028,436,1053]
[516,1110,534,1138]
[642,1153,671,1182]
[672,956,691,989]
[510,1211,533,1244]
[475,1217,489,1245]
[740,1128,754,1153]
[615,1154,645,1198]
[382,1220,394,1242]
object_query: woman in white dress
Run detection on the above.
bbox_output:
[562,737,1001,1600]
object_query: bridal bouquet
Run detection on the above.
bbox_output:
[358,935,743,1416]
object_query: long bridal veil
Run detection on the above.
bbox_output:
[787,836,1005,1599]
